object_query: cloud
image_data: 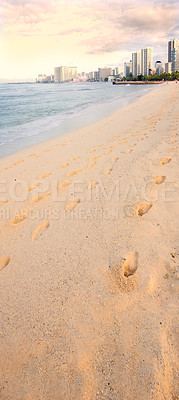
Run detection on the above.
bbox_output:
[81,0,179,54]
[0,0,178,57]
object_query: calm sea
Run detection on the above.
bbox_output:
[0,82,157,157]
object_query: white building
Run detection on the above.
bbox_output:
[98,68,112,81]
[115,66,124,75]
[132,51,141,77]
[165,62,171,74]
[89,71,95,80]
[54,66,77,82]
[37,74,47,82]
[124,62,132,77]
[141,47,153,76]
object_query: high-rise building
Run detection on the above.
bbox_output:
[132,51,141,77]
[124,61,132,77]
[155,61,163,75]
[89,71,95,80]
[168,39,179,62]
[115,66,124,76]
[165,62,171,74]
[54,66,77,82]
[37,74,47,82]
[141,47,153,76]
[54,67,60,82]
[98,68,112,81]
[171,47,179,72]
[94,71,99,81]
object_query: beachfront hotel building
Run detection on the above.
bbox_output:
[124,61,132,77]
[168,39,179,62]
[98,68,112,81]
[165,62,171,74]
[54,66,77,82]
[171,47,179,72]
[132,51,141,77]
[141,47,153,76]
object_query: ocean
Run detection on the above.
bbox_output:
[0,81,157,157]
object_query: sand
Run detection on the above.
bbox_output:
[0,82,178,400]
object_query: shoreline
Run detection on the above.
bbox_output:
[0,82,164,163]
[0,82,163,159]
[0,81,178,399]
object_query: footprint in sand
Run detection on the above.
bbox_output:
[3,166,11,171]
[105,149,112,154]
[126,149,133,153]
[59,180,71,189]
[12,209,29,224]
[30,193,50,203]
[38,173,52,179]
[88,181,98,190]
[28,153,37,157]
[89,149,96,153]
[0,256,10,271]
[12,160,24,166]
[60,163,70,168]
[66,170,82,177]
[122,251,139,277]
[71,156,80,161]
[88,161,96,168]
[32,221,49,241]
[137,202,152,216]
[111,157,118,162]
[90,156,101,161]
[66,198,80,212]
[27,183,39,192]
[0,200,8,206]
[160,157,171,165]
[154,176,166,185]
[104,168,112,175]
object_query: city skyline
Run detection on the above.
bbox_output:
[0,0,179,81]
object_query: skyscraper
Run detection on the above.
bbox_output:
[141,47,153,76]
[171,47,179,72]
[168,39,179,62]
[54,66,77,82]
[124,61,132,77]
[132,51,141,77]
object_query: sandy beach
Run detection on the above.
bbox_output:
[0,82,178,399]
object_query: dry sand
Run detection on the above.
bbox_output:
[0,82,178,400]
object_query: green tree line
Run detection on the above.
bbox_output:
[120,71,179,81]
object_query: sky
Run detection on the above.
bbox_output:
[0,0,179,81]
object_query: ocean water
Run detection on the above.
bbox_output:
[0,82,158,157]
